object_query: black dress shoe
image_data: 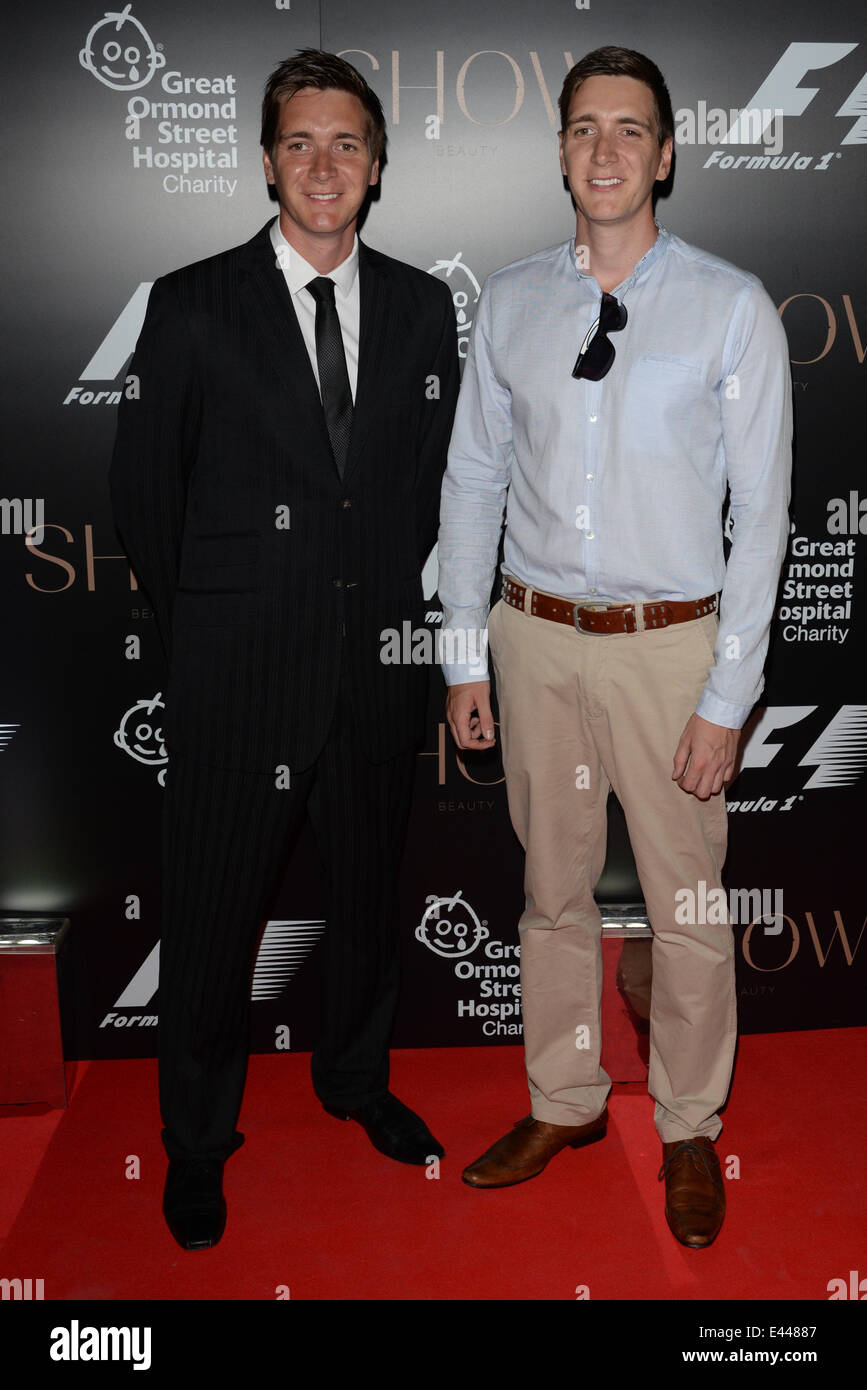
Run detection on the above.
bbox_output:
[163,1156,227,1250]
[324,1091,445,1165]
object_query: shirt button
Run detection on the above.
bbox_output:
[586,531,595,540]
[586,473,594,481]
[589,413,597,423]
[589,587,597,595]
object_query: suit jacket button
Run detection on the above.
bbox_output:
[332,578,344,588]
[341,498,352,509]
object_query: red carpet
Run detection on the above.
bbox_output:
[1,1032,864,1301]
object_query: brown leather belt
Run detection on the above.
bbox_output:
[501,575,718,635]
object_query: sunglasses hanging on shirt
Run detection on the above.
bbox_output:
[571,291,628,381]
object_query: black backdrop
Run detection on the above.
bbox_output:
[1,0,864,1060]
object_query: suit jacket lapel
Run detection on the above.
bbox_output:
[238,221,336,473]
[237,224,399,486]
[343,241,395,484]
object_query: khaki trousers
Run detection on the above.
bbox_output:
[486,590,737,1143]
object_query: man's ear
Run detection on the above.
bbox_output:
[368,156,380,188]
[656,136,673,182]
[263,148,275,185]
[558,130,566,176]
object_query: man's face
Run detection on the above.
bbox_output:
[263,86,379,248]
[559,74,672,230]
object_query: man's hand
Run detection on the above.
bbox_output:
[672,713,739,800]
[446,681,496,750]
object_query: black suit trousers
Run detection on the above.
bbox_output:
[157,665,417,1162]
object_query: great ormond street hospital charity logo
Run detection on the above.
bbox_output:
[427,253,481,359]
[114,693,167,785]
[420,254,482,603]
[80,4,164,91]
[416,891,489,958]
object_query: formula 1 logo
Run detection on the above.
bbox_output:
[416,891,489,958]
[0,724,20,754]
[741,705,867,789]
[727,42,866,145]
[421,543,438,601]
[249,920,326,1000]
[102,920,326,1028]
[63,283,152,406]
[79,4,165,92]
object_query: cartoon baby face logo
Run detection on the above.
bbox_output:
[427,252,482,358]
[80,4,165,91]
[114,693,168,785]
[416,891,489,959]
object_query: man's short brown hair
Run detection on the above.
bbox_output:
[558,45,674,147]
[261,49,387,164]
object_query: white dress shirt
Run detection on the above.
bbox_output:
[269,216,360,402]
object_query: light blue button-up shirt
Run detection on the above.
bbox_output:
[436,223,792,728]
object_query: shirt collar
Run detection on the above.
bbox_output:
[569,220,670,295]
[269,216,359,298]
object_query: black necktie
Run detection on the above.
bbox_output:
[306,276,353,478]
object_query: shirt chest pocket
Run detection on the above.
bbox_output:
[625,355,708,433]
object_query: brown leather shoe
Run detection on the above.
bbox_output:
[658,1137,726,1248]
[462,1108,607,1189]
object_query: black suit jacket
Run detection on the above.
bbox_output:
[109,219,459,772]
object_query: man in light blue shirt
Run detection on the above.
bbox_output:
[437,45,791,1248]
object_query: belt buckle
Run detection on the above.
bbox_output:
[573,601,609,634]
[573,601,643,634]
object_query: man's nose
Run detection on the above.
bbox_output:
[310,146,336,178]
[591,132,618,163]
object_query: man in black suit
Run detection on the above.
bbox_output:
[109,50,459,1250]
